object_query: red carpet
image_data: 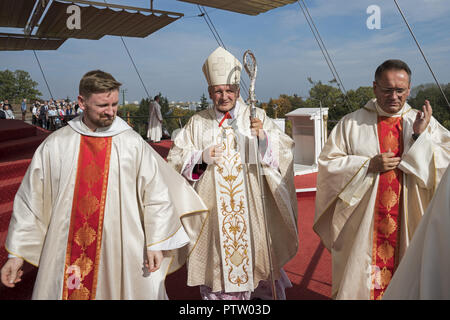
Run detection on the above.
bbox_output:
[149,140,173,159]
[0,120,50,300]
[284,192,331,299]
[0,127,331,300]
[0,121,50,271]
[295,172,317,190]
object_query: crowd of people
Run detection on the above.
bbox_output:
[31,99,83,130]
[0,98,83,130]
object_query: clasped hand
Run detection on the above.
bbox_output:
[368,149,401,173]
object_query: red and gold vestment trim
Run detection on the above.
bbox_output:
[62,136,112,300]
[371,116,403,300]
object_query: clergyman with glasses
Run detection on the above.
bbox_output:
[313,59,450,300]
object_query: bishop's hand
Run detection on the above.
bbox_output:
[202,144,223,165]
[250,117,265,140]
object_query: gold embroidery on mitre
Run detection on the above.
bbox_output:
[82,160,102,186]
[73,253,94,280]
[378,214,397,238]
[377,241,394,264]
[380,186,398,212]
[78,192,100,218]
[69,284,90,300]
[74,222,97,249]
[382,131,399,153]
[380,267,392,289]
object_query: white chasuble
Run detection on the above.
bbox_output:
[5,116,209,299]
[214,122,254,292]
[167,102,299,293]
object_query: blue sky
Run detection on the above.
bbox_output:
[1,0,449,104]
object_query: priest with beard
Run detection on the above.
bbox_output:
[1,70,208,300]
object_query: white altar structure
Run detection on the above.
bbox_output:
[272,118,286,132]
[285,108,329,175]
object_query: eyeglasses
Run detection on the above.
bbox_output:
[376,83,409,96]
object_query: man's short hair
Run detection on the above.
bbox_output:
[154,95,160,101]
[79,70,122,98]
[375,59,412,83]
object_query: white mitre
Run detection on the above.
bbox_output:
[202,46,242,86]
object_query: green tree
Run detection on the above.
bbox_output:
[304,79,346,132]
[408,83,450,130]
[164,107,196,137]
[137,97,150,117]
[346,86,375,111]
[118,103,139,118]
[287,94,304,110]
[199,93,209,111]
[0,69,42,102]
[159,95,170,118]
[0,70,16,100]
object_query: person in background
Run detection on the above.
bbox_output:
[147,95,163,143]
[0,102,6,119]
[4,104,15,119]
[38,102,47,129]
[21,98,27,121]
[32,102,39,125]
[3,99,12,112]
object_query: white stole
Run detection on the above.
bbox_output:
[214,118,254,292]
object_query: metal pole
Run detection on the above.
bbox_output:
[319,100,323,150]
[243,50,277,300]
[393,0,450,108]
[33,50,54,100]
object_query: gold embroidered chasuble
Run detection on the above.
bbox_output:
[214,118,254,292]
[167,102,298,293]
[314,99,450,300]
[5,116,208,299]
